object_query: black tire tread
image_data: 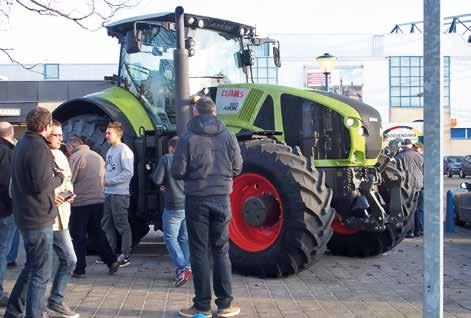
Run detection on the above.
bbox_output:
[230,139,334,277]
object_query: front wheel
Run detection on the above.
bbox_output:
[229,139,334,277]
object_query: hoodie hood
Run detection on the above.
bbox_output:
[188,114,226,137]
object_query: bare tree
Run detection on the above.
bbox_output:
[0,0,141,72]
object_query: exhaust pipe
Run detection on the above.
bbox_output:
[174,6,191,136]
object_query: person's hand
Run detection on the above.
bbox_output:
[65,194,76,203]
[55,195,65,206]
[160,186,166,192]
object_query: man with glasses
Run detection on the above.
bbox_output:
[43,120,79,318]
[6,108,64,318]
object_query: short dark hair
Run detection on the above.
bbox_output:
[67,135,84,145]
[195,96,216,115]
[168,136,179,149]
[26,107,52,133]
[107,121,124,137]
[52,119,62,127]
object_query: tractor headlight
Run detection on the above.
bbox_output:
[187,17,195,25]
[345,117,356,128]
[197,19,205,28]
[239,27,245,36]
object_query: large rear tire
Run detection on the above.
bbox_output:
[62,114,150,248]
[229,139,334,277]
[327,154,417,257]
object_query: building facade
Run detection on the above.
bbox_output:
[1,32,470,155]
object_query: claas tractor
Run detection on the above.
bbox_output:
[53,7,417,277]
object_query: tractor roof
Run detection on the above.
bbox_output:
[106,12,255,38]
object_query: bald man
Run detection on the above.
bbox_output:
[0,121,17,307]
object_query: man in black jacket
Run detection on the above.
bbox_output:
[0,122,17,307]
[5,108,65,318]
[172,97,243,318]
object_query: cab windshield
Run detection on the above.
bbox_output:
[119,24,246,126]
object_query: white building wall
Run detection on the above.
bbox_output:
[0,64,117,81]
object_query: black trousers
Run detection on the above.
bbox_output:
[185,195,233,311]
[69,203,116,274]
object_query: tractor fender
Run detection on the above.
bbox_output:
[53,86,154,136]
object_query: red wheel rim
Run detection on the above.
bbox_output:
[331,217,360,235]
[230,173,283,252]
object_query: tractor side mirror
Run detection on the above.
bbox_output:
[126,29,142,54]
[273,46,281,67]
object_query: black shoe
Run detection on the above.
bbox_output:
[72,272,86,279]
[117,254,130,267]
[47,302,80,318]
[7,261,17,269]
[109,261,119,275]
[0,295,9,307]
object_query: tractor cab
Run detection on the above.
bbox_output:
[106,13,280,129]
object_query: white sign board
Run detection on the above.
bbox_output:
[216,88,249,115]
[0,108,21,117]
[383,122,424,144]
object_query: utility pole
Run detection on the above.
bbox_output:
[423,0,443,317]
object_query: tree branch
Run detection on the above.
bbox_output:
[0,47,43,74]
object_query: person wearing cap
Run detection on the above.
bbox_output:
[396,138,424,238]
[172,96,243,318]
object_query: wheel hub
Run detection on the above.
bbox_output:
[242,195,279,227]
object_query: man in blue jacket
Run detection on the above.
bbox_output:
[5,108,64,318]
[172,97,243,318]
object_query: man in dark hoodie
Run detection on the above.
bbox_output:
[5,108,64,318]
[0,122,17,307]
[172,97,243,318]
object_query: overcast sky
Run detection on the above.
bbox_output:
[1,0,470,64]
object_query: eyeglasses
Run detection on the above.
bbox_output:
[50,133,63,138]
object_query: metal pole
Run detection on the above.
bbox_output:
[423,0,443,317]
[324,73,329,92]
[174,6,191,136]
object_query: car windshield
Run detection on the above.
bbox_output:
[119,24,246,126]
[447,156,463,163]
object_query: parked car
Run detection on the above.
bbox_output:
[444,156,464,177]
[459,155,471,178]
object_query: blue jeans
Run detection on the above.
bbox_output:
[162,209,190,276]
[185,195,233,311]
[7,229,20,263]
[0,215,17,296]
[49,230,77,307]
[5,226,54,318]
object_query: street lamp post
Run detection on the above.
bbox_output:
[316,53,337,92]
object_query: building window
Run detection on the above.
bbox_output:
[389,56,450,108]
[253,44,278,84]
[450,128,471,139]
[44,64,60,80]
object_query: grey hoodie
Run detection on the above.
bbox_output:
[171,115,243,196]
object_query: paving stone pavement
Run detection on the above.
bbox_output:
[1,227,470,318]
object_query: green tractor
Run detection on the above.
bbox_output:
[53,7,416,277]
